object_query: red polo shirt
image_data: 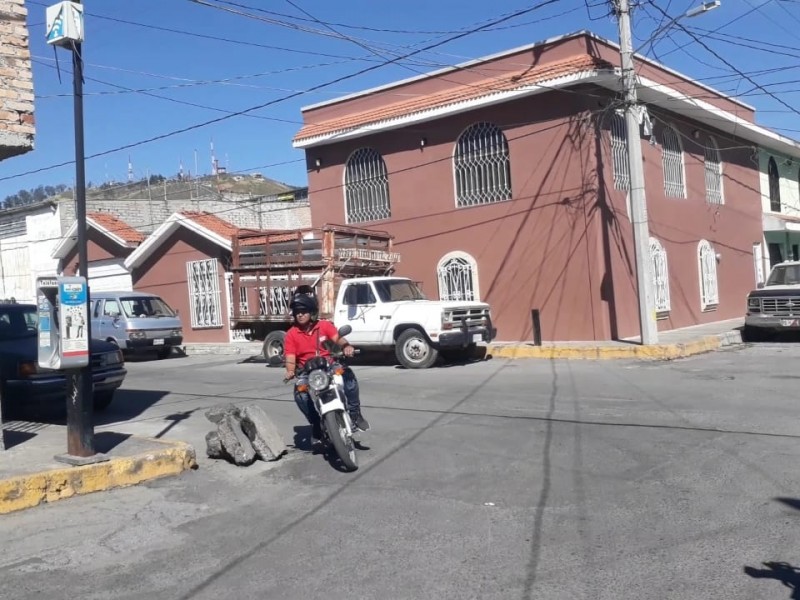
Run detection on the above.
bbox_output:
[284,320,339,368]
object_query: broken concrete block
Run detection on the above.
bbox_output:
[240,404,288,461]
[205,430,224,459]
[217,414,256,466]
[205,403,241,424]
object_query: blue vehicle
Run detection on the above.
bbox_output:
[0,302,127,416]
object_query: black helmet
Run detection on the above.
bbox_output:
[289,292,318,316]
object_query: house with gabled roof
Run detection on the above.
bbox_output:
[54,211,145,291]
[292,29,778,342]
[123,211,252,344]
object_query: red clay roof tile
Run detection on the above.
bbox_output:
[294,55,612,142]
[179,211,240,241]
[87,211,145,245]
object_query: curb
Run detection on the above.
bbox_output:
[181,343,262,356]
[486,330,743,360]
[0,439,197,515]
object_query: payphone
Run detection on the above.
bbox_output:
[36,276,89,370]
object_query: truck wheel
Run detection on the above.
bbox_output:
[395,328,438,369]
[262,330,286,361]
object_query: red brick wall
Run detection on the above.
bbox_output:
[0,0,34,159]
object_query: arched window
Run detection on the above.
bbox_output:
[661,125,686,198]
[610,113,629,191]
[698,240,719,310]
[649,237,671,314]
[704,137,723,204]
[437,251,479,301]
[454,122,512,208]
[344,148,391,223]
[769,156,781,212]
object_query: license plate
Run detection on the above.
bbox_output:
[153,339,165,345]
[781,319,798,327]
[472,333,482,343]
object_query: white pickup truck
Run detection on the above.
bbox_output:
[331,276,495,369]
[229,224,496,368]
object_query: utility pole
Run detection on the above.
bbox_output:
[616,0,658,345]
[46,0,98,462]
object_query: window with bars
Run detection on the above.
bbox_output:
[704,137,724,204]
[698,240,719,310]
[768,156,781,213]
[454,122,512,208]
[649,237,671,314]
[186,258,223,328]
[344,147,391,223]
[610,113,629,191]
[661,125,686,198]
[436,252,479,301]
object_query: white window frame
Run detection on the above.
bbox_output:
[344,147,391,223]
[698,239,719,311]
[661,125,686,198]
[186,258,223,329]
[610,112,630,191]
[453,122,512,208]
[224,272,249,342]
[437,251,480,301]
[704,137,724,205]
[649,237,671,315]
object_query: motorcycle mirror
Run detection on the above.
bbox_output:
[337,324,352,337]
[267,355,284,367]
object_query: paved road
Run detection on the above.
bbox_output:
[2,343,800,599]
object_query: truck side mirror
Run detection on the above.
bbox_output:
[757,282,765,289]
[338,324,352,337]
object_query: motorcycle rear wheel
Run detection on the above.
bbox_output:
[324,411,358,471]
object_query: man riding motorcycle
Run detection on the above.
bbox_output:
[283,291,370,443]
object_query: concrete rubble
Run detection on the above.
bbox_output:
[204,403,288,466]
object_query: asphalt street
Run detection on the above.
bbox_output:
[2,342,800,599]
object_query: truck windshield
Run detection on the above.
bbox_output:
[120,297,176,318]
[766,265,800,286]
[0,306,37,340]
[373,280,427,302]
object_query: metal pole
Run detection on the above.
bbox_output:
[66,23,96,458]
[616,0,658,345]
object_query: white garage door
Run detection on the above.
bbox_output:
[88,260,133,293]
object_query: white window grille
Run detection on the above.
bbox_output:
[661,125,686,198]
[225,273,249,341]
[649,237,671,314]
[186,258,223,328]
[437,251,479,301]
[344,148,391,223]
[610,113,629,191]
[454,122,512,208]
[698,240,719,310]
[704,137,724,204]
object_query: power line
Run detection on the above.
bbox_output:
[2,0,562,184]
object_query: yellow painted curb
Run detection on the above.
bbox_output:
[0,439,197,515]
[487,335,725,360]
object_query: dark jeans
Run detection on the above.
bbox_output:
[294,367,361,427]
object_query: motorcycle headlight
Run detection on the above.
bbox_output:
[308,369,330,391]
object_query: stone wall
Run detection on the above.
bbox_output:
[0,0,34,159]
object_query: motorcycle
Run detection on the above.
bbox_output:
[272,324,361,471]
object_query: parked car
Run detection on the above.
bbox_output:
[89,291,183,359]
[745,260,800,340]
[0,301,127,416]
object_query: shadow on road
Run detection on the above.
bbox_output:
[745,562,800,599]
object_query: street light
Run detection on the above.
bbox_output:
[615,0,721,345]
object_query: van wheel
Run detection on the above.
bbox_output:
[262,330,286,362]
[395,328,438,369]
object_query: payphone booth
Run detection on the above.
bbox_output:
[36,276,89,370]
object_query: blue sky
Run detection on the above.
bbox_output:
[2,0,800,199]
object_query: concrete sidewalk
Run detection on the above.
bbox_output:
[181,318,746,361]
[0,422,196,515]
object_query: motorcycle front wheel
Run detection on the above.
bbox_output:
[324,411,358,471]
